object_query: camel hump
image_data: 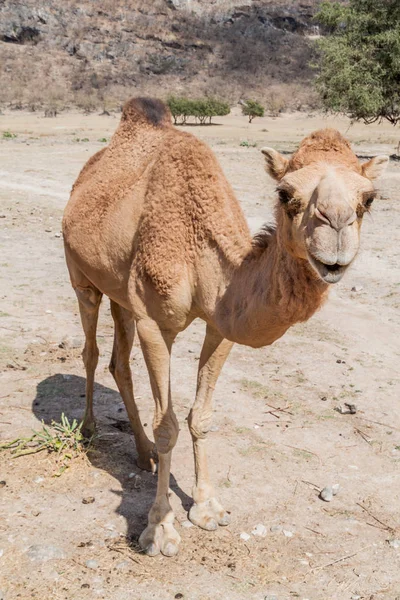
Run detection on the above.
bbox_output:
[121,97,171,128]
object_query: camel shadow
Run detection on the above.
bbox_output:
[32,374,192,545]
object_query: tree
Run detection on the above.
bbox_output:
[167,97,230,125]
[167,96,192,125]
[241,100,264,123]
[315,0,400,124]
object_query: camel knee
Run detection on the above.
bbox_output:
[82,343,99,371]
[188,406,212,440]
[153,410,179,454]
[75,285,102,312]
[109,356,130,383]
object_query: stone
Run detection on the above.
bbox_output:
[319,487,333,502]
[270,525,283,533]
[240,532,251,541]
[351,286,363,292]
[388,539,400,549]
[251,524,267,537]
[86,559,98,569]
[283,529,294,537]
[82,496,95,504]
[26,544,66,561]
[180,520,194,529]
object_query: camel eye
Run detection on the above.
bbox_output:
[362,191,376,209]
[278,189,292,204]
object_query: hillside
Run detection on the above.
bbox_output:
[0,0,324,112]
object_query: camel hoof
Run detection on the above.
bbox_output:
[139,523,181,557]
[81,419,96,439]
[189,498,230,530]
[136,444,158,473]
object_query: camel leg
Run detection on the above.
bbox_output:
[188,325,233,530]
[74,283,103,437]
[136,319,180,557]
[109,301,157,473]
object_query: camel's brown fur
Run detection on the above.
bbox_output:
[63,97,388,557]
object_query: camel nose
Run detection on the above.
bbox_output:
[315,200,356,231]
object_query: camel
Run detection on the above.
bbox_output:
[62,97,388,557]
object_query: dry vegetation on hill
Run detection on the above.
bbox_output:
[0,0,324,114]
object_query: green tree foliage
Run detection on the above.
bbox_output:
[241,100,265,123]
[167,97,230,125]
[315,0,400,124]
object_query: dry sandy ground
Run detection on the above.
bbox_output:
[0,109,399,600]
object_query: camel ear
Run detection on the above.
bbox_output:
[361,155,389,180]
[261,147,289,181]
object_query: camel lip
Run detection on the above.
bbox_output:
[307,253,348,284]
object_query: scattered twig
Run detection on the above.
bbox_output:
[107,544,143,566]
[354,427,372,445]
[312,544,374,572]
[356,502,395,533]
[265,402,293,416]
[304,526,325,537]
[301,480,321,491]
[358,417,400,432]
[282,444,322,465]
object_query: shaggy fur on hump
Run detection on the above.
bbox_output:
[121,97,172,128]
[288,128,361,173]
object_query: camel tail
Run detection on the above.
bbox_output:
[121,97,172,129]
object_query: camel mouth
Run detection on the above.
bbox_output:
[307,254,348,284]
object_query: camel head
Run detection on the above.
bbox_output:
[261,129,388,284]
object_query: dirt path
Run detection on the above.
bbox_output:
[0,111,399,600]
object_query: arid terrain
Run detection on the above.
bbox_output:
[0,109,399,600]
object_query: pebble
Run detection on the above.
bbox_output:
[86,559,98,569]
[0,481,6,488]
[336,404,357,414]
[388,539,400,549]
[26,544,66,562]
[54,232,61,238]
[283,529,293,537]
[45,310,52,314]
[252,523,267,537]
[59,336,81,350]
[351,596,362,600]
[128,472,136,479]
[31,510,41,517]
[320,487,333,502]
[351,286,363,292]
[116,560,130,570]
[180,520,194,529]
[82,496,95,504]
[33,476,44,484]
[270,525,283,533]
[320,483,340,502]
[240,532,251,541]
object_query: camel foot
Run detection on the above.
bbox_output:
[139,522,181,557]
[136,441,158,473]
[189,497,230,530]
[81,416,96,439]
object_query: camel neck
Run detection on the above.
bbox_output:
[214,228,329,347]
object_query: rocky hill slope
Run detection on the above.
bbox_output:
[0,0,324,112]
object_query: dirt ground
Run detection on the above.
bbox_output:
[0,109,399,600]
